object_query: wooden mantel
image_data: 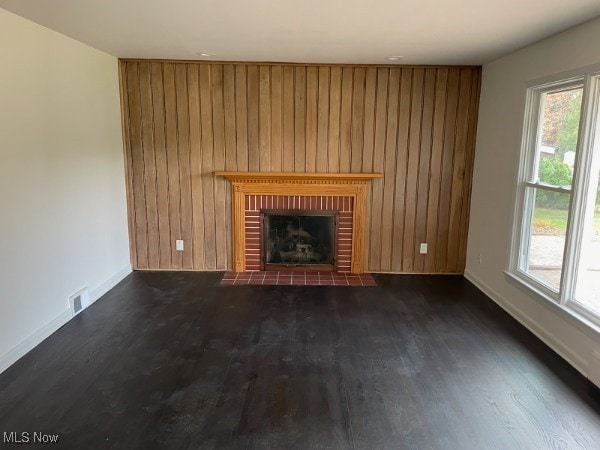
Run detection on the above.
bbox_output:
[215,172,382,273]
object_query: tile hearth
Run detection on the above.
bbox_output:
[220,271,377,286]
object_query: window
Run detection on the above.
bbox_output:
[511,68,600,324]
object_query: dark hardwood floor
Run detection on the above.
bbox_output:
[0,272,598,449]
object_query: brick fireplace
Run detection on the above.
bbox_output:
[215,172,382,273]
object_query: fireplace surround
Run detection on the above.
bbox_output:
[215,172,382,273]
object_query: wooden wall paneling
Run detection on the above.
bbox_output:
[350,67,366,173]
[270,66,283,172]
[162,63,183,269]
[294,66,306,171]
[369,68,389,270]
[327,67,342,172]
[305,67,318,173]
[234,65,249,171]
[447,69,474,273]
[223,65,238,172]
[127,62,149,269]
[174,64,194,270]
[259,66,271,171]
[402,68,424,271]
[379,68,400,271]
[339,67,353,173]
[138,62,160,269]
[457,70,482,271]
[362,68,377,174]
[198,64,217,270]
[247,65,260,171]
[362,68,377,266]
[424,68,448,272]
[435,68,460,272]
[282,66,295,172]
[413,68,436,272]
[187,64,206,270]
[119,63,137,268]
[316,66,330,172]
[223,65,237,268]
[150,62,172,270]
[391,69,412,272]
[211,65,228,270]
[120,61,481,274]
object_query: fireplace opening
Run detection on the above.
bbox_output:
[260,210,338,271]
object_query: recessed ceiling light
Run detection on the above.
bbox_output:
[196,52,215,57]
[386,56,404,61]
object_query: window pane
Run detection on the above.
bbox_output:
[573,166,600,314]
[536,88,583,187]
[523,188,570,291]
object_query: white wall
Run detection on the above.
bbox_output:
[466,17,600,383]
[0,9,130,372]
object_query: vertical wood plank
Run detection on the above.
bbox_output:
[223,65,237,267]
[316,66,330,172]
[259,66,271,171]
[163,63,182,269]
[435,68,460,272]
[362,68,377,173]
[119,62,137,268]
[247,65,260,171]
[294,66,306,171]
[174,64,194,270]
[413,68,436,272]
[351,68,366,173]
[199,64,217,270]
[271,66,283,172]
[126,62,148,269]
[223,65,237,172]
[235,65,249,171]
[328,67,342,172]
[401,68,424,271]
[380,68,401,271]
[305,67,318,172]
[187,63,205,270]
[391,69,412,272]
[211,65,228,270]
[368,68,389,271]
[457,69,481,271]
[425,68,448,273]
[149,62,171,269]
[138,62,160,269]
[446,68,474,273]
[339,67,353,172]
[282,66,295,172]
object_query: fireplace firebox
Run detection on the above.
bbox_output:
[260,210,338,271]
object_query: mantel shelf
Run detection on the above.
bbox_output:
[215,172,383,183]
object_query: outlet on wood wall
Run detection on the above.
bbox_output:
[119,60,480,273]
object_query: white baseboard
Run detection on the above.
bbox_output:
[0,308,72,374]
[0,264,132,375]
[90,265,132,303]
[464,269,589,379]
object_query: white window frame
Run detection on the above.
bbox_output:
[509,64,600,328]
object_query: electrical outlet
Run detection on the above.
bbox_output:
[419,243,428,254]
[176,240,184,251]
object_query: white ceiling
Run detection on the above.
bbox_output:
[1,0,600,65]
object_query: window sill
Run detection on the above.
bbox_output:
[504,270,600,340]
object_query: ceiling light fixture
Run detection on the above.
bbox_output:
[196,52,215,57]
[386,56,404,61]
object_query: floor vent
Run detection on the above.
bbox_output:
[69,288,90,316]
